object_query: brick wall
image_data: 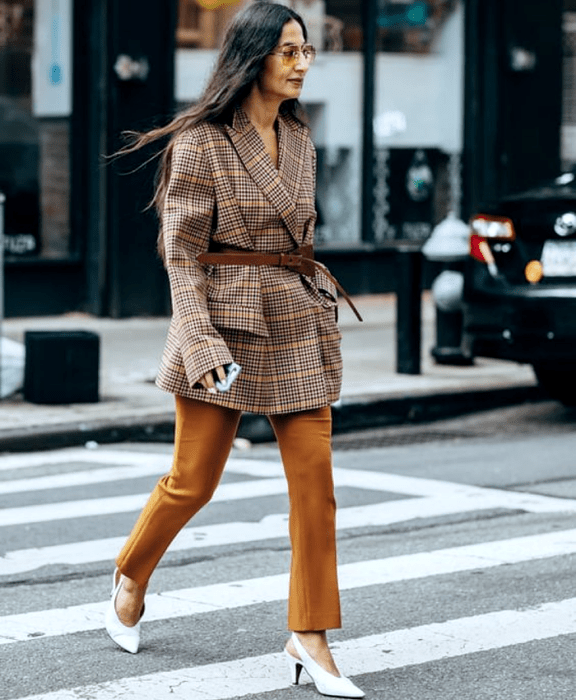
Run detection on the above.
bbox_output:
[38,118,70,258]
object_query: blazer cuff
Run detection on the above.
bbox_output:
[183,340,235,387]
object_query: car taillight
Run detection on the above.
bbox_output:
[469,215,515,271]
[470,215,516,241]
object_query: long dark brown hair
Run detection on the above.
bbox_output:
[119,1,308,250]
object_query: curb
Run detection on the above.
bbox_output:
[0,383,542,453]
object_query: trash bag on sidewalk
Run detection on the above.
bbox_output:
[1,337,25,398]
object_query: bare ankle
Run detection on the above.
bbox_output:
[122,576,146,593]
[115,575,146,627]
[291,631,340,677]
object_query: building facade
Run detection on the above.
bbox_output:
[0,0,569,316]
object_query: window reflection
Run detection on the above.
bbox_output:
[175,1,462,245]
[177,0,251,49]
[376,0,457,53]
[177,1,458,54]
[0,0,71,259]
[0,0,38,255]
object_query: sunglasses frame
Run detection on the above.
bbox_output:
[268,44,317,66]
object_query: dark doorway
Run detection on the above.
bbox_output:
[463,0,563,215]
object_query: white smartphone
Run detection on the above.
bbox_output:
[215,362,241,393]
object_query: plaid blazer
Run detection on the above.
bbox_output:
[156,107,343,414]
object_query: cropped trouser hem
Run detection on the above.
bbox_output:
[115,395,341,632]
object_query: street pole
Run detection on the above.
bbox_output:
[395,246,422,375]
[361,0,377,243]
[0,192,5,397]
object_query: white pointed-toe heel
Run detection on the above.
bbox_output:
[285,633,365,698]
[105,569,144,654]
[285,647,304,685]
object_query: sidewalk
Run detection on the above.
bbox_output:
[0,294,539,451]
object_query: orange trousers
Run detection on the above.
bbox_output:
[116,395,341,631]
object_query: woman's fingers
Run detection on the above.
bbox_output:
[198,371,216,393]
[199,366,226,394]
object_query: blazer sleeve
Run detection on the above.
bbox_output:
[162,130,234,385]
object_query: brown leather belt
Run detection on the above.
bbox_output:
[197,244,363,322]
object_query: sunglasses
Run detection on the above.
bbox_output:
[269,44,317,66]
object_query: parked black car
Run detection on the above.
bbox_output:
[462,172,576,406]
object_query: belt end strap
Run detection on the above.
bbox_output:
[294,246,363,322]
[315,262,364,322]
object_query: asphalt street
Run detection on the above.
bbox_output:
[1,400,576,700]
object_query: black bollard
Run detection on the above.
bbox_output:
[395,247,422,375]
[24,331,100,404]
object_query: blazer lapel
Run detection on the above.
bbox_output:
[225,108,304,246]
[277,112,307,215]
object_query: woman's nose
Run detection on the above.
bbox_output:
[294,55,308,72]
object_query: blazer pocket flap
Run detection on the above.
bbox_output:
[208,301,269,338]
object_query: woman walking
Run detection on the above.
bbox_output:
[105,3,363,697]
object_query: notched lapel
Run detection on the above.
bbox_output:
[225,108,306,246]
[277,113,307,211]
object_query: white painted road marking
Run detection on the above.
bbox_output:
[0,454,285,494]
[0,448,281,475]
[2,449,575,531]
[0,489,570,578]
[4,447,576,700]
[17,596,576,700]
[2,528,576,646]
[2,457,576,576]
[0,477,293,527]
[0,463,171,495]
[0,448,173,472]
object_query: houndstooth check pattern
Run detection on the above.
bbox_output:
[156,107,343,414]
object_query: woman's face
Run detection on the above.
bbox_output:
[259,19,310,104]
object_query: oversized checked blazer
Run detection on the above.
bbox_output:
[156,106,343,414]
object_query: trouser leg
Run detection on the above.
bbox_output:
[269,406,341,631]
[116,396,242,587]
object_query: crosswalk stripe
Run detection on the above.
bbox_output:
[3,478,576,577]
[3,451,576,529]
[0,448,171,472]
[3,528,576,646]
[0,459,466,496]
[0,478,289,527]
[4,443,573,505]
[0,456,285,494]
[0,446,281,475]
[18,596,576,700]
[0,463,171,495]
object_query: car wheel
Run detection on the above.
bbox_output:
[532,364,576,407]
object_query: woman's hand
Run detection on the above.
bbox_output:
[198,366,227,394]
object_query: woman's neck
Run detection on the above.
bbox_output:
[242,88,281,132]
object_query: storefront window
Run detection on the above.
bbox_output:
[176,0,364,245]
[373,0,462,244]
[175,1,461,246]
[375,0,457,53]
[177,0,251,49]
[0,0,72,259]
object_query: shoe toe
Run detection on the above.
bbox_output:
[113,632,139,654]
[340,676,365,698]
